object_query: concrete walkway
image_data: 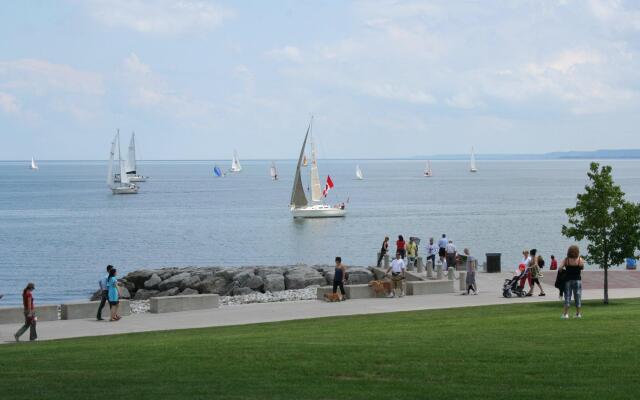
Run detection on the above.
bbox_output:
[2,273,639,344]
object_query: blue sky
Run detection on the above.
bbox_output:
[1,0,639,160]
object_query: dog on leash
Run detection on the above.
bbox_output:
[368,280,392,296]
[324,292,342,302]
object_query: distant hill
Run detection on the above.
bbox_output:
[413,149,640,160]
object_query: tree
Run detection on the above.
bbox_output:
[562,162,640,304]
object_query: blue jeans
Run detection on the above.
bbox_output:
[564,280,582,307]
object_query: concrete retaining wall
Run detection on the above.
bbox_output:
[317,284,381,300]
[0,305,59,325]
[405,280,455,295]
[150,294,220,314]
[61,300,131,320]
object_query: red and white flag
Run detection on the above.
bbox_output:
[322,175,334,197]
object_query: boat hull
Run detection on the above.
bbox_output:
[291,205,346,218]
[127,175,147,182]
[111,185,139,195]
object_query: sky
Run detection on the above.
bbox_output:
[1,0,640,160]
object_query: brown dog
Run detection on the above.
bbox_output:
[324,292,342,302]
[368,280,392,296]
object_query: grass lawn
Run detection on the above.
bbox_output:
[1,299,639,399]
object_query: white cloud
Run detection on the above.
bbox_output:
[85,0,233,35]
[0,92,19,114]
[588,0,640,30]
[265,46,303,63]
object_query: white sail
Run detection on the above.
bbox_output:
[30,157,38,170]
[270,162,278,179]
[310,143,322,202]
[356,165,363,180]
[470,147,477,172]
[126,132,137,175]
[425,160,432,176]
[231,150,242,172]
[107,133,117,186]
[117,133,130,184]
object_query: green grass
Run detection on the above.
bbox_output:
[1,300,640,400]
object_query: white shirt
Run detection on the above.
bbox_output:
[98,274,109,291]
[437,238,448,248]
[390,259,406,273]
[446,243,457,254]
[521,256,531,271]
[427,244,438,257]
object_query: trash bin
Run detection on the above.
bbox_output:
[486,253,501,273]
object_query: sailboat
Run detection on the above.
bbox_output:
[125,132,147,182]
[108,131,138,195]
[470,147,478,173]
[356,165,364,180]
[270,162,278,180]
[424,161,433,177]
[290,117,346,218]
[213,165,224,177]
[30,157,39,170]
[230,150,242,173]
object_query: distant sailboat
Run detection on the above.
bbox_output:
[424,161,433,177]
[230,150,242,173]
[108,131,138,194]
[125,132,147,182]
[30,157,39,170]
[270,162,278,180]
[290,117,346,218]
[213,165,224,177]
[470,147,478,173]
[356,165,364,180]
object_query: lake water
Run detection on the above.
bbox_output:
[1,159,638,305]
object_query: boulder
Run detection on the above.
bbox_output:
[118,286,131,299]
[156,287,180,297]
[123,269,155,287]
[232,287,254,296]
[325,267,374,285]
[133,289,159,300]
[263,273,285,292]
[144,273,162,290]
[120,279,136,294]
[284,266,325,290]
[214,268,236,281]
[233,271,253,287]
[90,289,102,301]
[158,272,192,291]
[197,277,233,295]
[245,274,263,290]
[180,288,199,296]
[180,275,202,291]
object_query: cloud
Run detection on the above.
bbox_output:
[85,0,233,35]
[0,92,19,114]
[265,46,303,63]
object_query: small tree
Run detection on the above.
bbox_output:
[562,162,640,304]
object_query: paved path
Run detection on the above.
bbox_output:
[2,273,639,344]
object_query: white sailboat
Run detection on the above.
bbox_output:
[108,131,138,195]
[356,165,364,180]
[125,132,147,182]
[424,161,433,177]
[30,157,39,170]
[230,150,242,173]
[270,162,278,180]
[290,118,346,219]
[470,147,478,173]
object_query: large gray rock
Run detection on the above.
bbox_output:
[158,272,192,291]
[180,275,202,291]
[144,273,162,289]
[180,288,199,296]
[233,271,253,287]
[133,289,159,300]
[120,279,136,294]
[263,273,285,292]
[232,287,254,296]
[284,266,325,289]
[197,277,233,295]
[124,269,155,287]
[118,286,131,299]
[245,274,263,290]
[324,267,374,285]
[156,287,180,297]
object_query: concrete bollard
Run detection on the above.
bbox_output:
[416,257,424,273]
[406,258,415,271]
[458,271,467,291]
[383,255,390,269]
[447,267,455,280]
[436,263,443,280]
[426,261,433,279]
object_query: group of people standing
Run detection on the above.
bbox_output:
[97,265,122,321]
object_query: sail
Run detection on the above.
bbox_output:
[290,122,311,208]
[310,138,322,202]
[107,133,117,186]
[231,150,242,172]
[126,132,137,175]
[270,162,277,178]
[470,147,477,171]
[356,165,363,180]
[214,165,223,177]
[31,157,38,169]
[117,133,130,184]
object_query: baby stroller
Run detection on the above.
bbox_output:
[502,269,528,298]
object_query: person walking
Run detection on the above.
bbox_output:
[561,245,584,319]
[437,234,448,264]
[518,250,532,292]
[445,240,457,271]
[97,265,114,320]
[332,256,347,300]
[426,237,438,271]
[386,253,406,298]
[107,268,121,321]
[14,283,37,342]
[550,255,558,270]
[463,248,477,295]
[407,238,417,268]
[376,237,389,267]
[526,249,546,296]
[396,235,406,260]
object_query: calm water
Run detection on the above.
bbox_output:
[1,159,639,305]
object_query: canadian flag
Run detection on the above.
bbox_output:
[322,175,334,197]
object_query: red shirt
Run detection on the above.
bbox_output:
[23,290,34,311]
[396,240,405,250]
[550,259,558,270]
